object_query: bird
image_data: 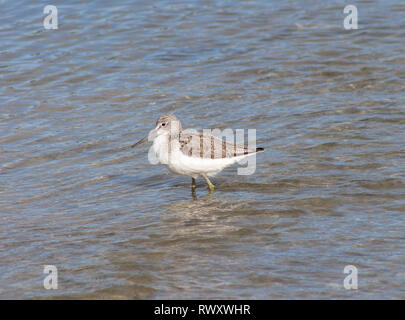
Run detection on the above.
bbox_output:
[131,114,264,192]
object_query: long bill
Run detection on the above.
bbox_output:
[131,127,158,148]
[131,136,147,148]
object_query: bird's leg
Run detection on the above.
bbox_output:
[191,178,196,189]
[191,186,197,200]
[202,174,215,192]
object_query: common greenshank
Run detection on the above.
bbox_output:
[132,114,264,192]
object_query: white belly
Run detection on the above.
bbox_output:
[152,134,246,178]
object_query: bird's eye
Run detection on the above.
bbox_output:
[161,122,166,127]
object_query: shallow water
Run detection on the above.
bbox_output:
[1,0,404,299]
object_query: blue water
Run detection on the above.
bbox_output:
[0,0,404,299]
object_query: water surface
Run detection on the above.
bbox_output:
[1,0,404,299]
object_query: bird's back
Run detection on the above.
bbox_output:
[178,129,263,160]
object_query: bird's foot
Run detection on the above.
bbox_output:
[202,174,215,193]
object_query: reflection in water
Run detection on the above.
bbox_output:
[1,0,405,299]
[191,188,197,200]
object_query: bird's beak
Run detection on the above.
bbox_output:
[131,126,158,148]
[131,136,147,148]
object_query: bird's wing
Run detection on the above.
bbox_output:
[179,129,261,159]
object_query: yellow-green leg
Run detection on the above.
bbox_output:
[202,174,215,192]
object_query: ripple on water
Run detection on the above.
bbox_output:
[0,0,404,299]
